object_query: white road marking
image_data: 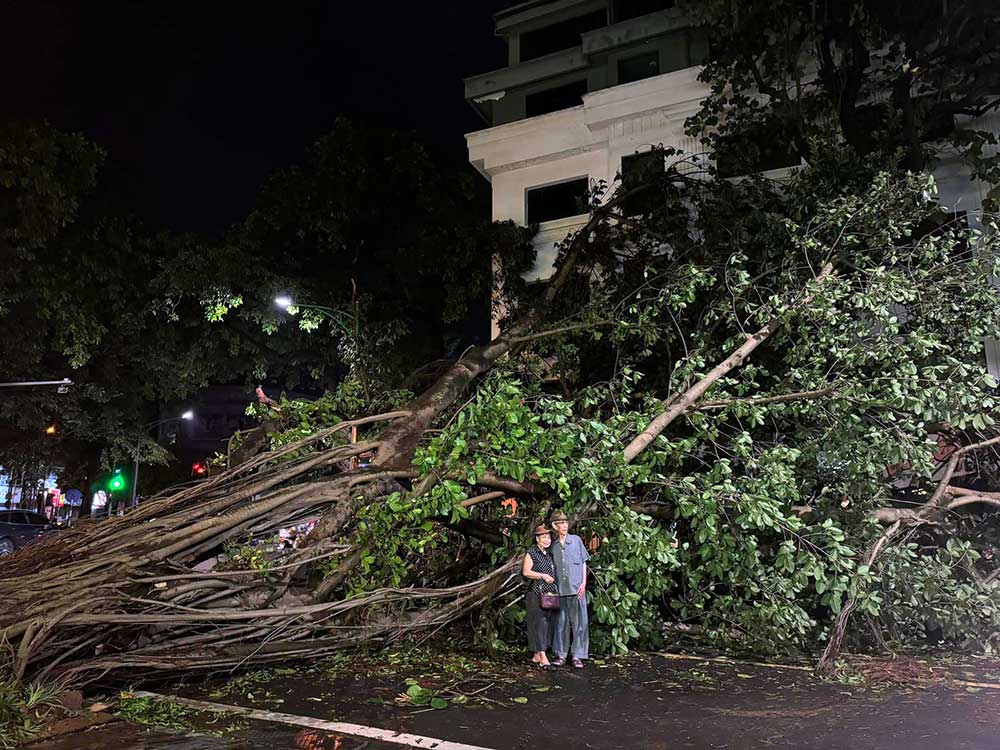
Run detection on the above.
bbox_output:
[130,691,496,750]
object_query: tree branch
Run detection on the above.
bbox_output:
[507,320,614,345]
[477,472,544,496]
[622,263,835,464]
[695,387,836,410]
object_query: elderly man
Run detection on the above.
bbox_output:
[548,509,590,668]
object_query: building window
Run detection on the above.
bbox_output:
[525,80,588,118]
[620,151,665,215]
[614,0,676,23]
[618,50,660,85]
[526,178,590,224]
[715,131,800,178]
[520,9,608,61]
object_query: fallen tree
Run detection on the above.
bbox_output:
[0,161,822,681]
[6,0,1000,686]
[3,155,1000,684]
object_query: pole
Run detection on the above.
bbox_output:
[130,437,140,510]
[130,415,188,511]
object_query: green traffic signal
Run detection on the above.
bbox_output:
[108,471,126,492]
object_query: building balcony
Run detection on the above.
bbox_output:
[464,5,703,127]
[467,64,705,180]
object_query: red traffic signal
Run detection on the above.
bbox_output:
[191,461,208,477]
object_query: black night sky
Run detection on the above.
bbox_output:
[1,1,512,233]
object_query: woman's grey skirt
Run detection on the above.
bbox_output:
[525,592,557,651]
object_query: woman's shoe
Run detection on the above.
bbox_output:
[551,657,566,667]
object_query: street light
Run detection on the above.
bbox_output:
[129,411,195,510]
[0,378,73,390]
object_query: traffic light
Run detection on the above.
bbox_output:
[108,470,126,492]
[191,461,208,477]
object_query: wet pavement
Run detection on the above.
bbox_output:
[31,652,1000,750]
[27,721,400,750]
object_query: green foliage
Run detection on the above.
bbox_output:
[351,484,463,590]
[878,539,1000,652]
[0,116,522,491]
[220,536,277,572]
[0,643,65,749]
[223,377,414,471]
[401,679,450,709]
[348,161,1000,656]
[208,667,298,702]
[231,118,535,386]
[116,692,197,731]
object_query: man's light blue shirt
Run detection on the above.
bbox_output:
[551,533,590,596]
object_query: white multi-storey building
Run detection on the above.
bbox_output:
[464,0,1000,369]
[465,0,708,284]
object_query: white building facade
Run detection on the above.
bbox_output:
[464,0,1000,371]
[466,0,708,283]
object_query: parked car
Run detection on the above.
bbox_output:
[0,510,59,556]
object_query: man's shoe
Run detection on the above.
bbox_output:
[551,657,566,667]
[572,658,584,669]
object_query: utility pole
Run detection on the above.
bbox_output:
[130,412,195,509]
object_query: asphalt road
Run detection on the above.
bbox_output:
[31,652,1000,750]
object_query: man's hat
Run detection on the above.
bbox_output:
[550,510,569,523]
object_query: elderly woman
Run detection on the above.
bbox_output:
[522,523,559,669]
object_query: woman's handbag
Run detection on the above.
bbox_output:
[539,592,561,610]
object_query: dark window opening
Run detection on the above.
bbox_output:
[520,9,607,61]
[620,151,665,215]
[615,0,676,23]
[918,100,955,142]
[851,103,888,153]
[525,80,588,117]
[854,101,954,147]
[716,132,800,177]
[527,178,590,224]
[618,50,660,84]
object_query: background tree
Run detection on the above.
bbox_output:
[687,0,1000,202]
[227,118,533,393]
[0,118,529,490]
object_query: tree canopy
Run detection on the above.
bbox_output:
[0,118,525,489]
